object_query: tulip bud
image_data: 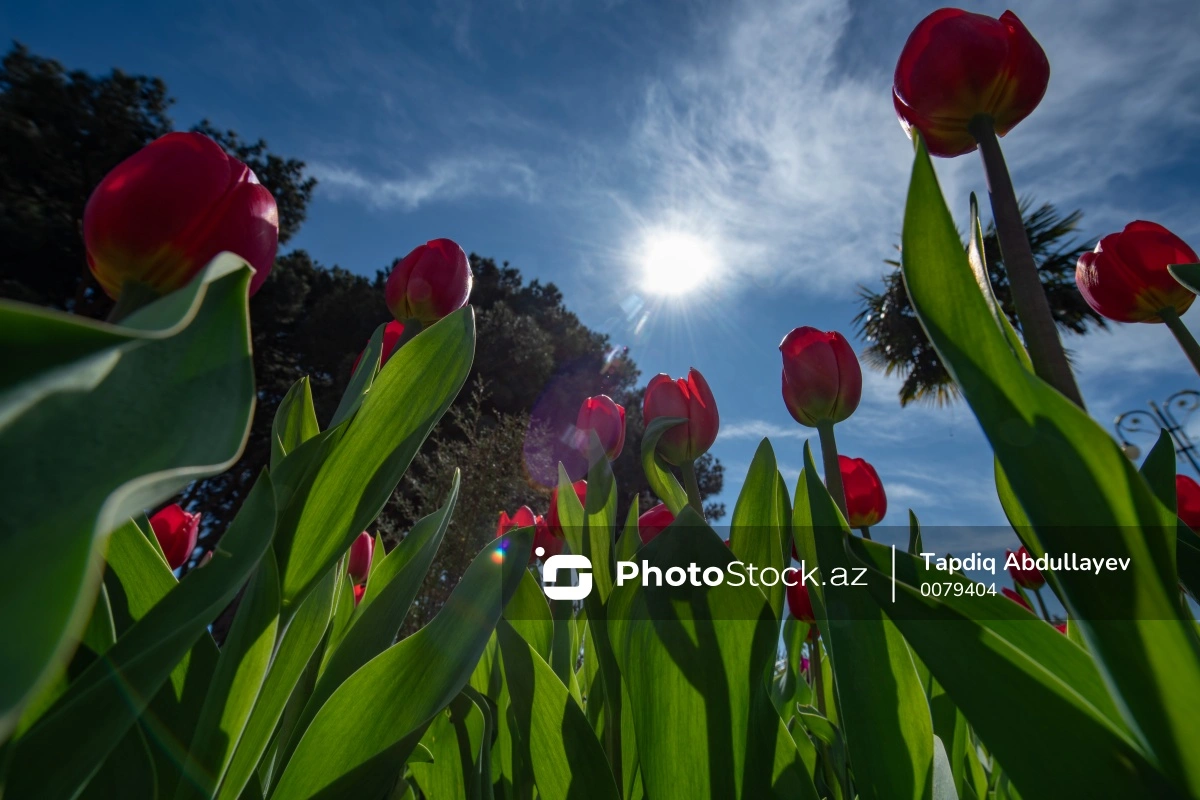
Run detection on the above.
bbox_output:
[533,515,562,562]
[497,506,537,538]
[637,503,676,544]
[84,132,279,298]
[348,532,374,585]
[1001,587,1032,611]
[575,395,626,461]
[385,238,473,326]
[352,320,406,374]
[786,580,816,624]
[1005,545,1044,590]
[893,9,1049,158]
[1054,622,1067,635]
[353,583,366,606]
[1177,475,1200,530]
[1075,222,1199,323]
[148,503,201,570]
[547,480,588,536]
[779,328,861,427]
[839,456,887,528]
[642,368,719,465]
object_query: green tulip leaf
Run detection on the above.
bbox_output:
[0,255,256,738]
[639,416,690,515]
[275,307,474,610]
[269,528,531,800]
[729,438,790,622]
[271,377,320,471]
[903,135,1200,792]
[409,690,489,800]
[1168,263,1200,296]
[7,471,275,800]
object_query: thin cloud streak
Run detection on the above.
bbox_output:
[308,154,538,211]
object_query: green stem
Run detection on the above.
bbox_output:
[393,318,423,351]
[681,460,705,518]
[858,526,872,540]
[1033,586,1051,621]
[1159,306,1200,377]
[816,420,848,521]
[968,115,1085,409]
[106,280,160,324]
[811,638,826,716]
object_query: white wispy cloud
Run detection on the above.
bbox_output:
[308,154,538,211]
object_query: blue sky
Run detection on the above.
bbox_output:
[8,0,1200,557]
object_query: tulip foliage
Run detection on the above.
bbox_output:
[5,8,1200,800]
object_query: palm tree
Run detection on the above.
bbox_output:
[855,200,1105,406]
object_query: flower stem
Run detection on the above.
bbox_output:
[811,638,825,716]
[816,420,848,521]
[681,460,705,518]
[1159,306,1200,377]
[1033,586,1051,621]
[106,280,160,324]
[859,526,872,540]
[967,115,1085,409]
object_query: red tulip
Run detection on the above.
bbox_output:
[385,238,473,325]
[786,581,816,624]
[779,328,861,427]
[839,456,887,528]
[547,480,588,536]
[1177,475,1200,530]
[497,506,537,538]
[1075,222,1199,323]
[642,368,719,465]
[1054,622,1067,635]
[893,9,1049,158]
[149,503,201,570]
[352,320,406,373]
[1005,545,1045,590]
[353,583,366,606]
[84,132,279,298]
[575,395,626,461]
[1001,587,1031,611]
[348,532,374,585]
[533,515,562,561]
[638,503,676,544]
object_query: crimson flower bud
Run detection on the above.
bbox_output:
[575,395,626,461]
[786,581,816,624]
[149,503,201,570]
[1001,587,1031,611]
[779,328,861,427]
[385,238,473,325]
[637,503,676,544]
[497,506,537,538]
[353,583,366,606]
[352,320,406,373]
[642,368,719,465]
[893,9,1049,158]
[348,532,374,585]
[1054,622,1067,635]
[1005,545,1044,590]
[1177,475,1200,530]
[533,515,562,562]
[547,480,588,537]
[84,132,279,298]
[1075,221,1198,323]
[839,456,887,528]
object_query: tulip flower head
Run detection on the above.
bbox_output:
[1005,545,1045,590]
[637,503,676,544]
[786,581,816,625]
[347,532,374,585]
[779,328,862,428]
[533,515,561,561]
[1177,475,1200,531]
[839,456,887,528]
[385,238,473,326]
[353,584,366,606]
[642,368,719,465]
[1075,222,1199,323]
[575,395,626,461]
[84,132,279,298]
[352,320,406,374]
[893,9,1050,158]
[1001,587,1032,611]
[149,503,201,570]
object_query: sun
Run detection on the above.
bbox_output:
[639,230,719,296]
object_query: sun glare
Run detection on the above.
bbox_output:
[640,231,719,296]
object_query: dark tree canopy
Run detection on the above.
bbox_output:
[855,201,1106,406]
[0,44,723,631]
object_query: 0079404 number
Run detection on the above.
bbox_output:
[919,581,996,598]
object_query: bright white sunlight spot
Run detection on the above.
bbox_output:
[639,231,719,296]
